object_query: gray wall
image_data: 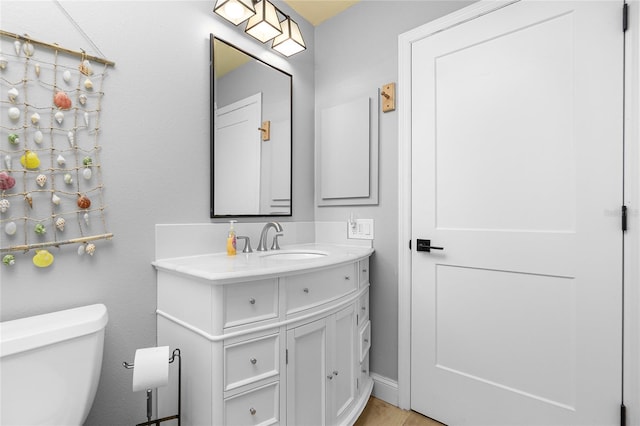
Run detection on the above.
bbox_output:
[314,0,474,382]
[0,2,314,424]
[0,1,475,423]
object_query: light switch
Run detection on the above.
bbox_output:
[348,219,374,240]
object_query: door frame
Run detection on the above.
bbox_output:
[397,1,640,423]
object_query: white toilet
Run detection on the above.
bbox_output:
[0,304,108,426]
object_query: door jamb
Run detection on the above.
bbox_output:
[623,1,640,424]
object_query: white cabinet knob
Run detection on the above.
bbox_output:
[249,298,256,305]
[249,408,257,415]
[250,358,257,365]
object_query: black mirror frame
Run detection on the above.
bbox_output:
[210,34,293,218]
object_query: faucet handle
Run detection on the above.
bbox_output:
[271,233,283,251]
[237,236,253,253]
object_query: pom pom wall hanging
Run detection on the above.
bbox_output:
[0,30,115,267]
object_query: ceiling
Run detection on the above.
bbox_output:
[282,0,360,26]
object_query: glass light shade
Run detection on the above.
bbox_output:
[245,0,282,43]
[214,0,255,26]
[272,17,306,57]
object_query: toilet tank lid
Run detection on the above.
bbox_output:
[0,304,108,358]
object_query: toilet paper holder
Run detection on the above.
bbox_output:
[123,348,182,426]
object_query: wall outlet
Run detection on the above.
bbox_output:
[348,218,374,240]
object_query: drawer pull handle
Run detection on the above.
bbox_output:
[249,408,257,416]
[333,370,339,376]
[327,375,334,380]
[249,298,256,305]
[345,276,351,281]
[362,369,368,373]
[250,358,257,365]
[362,269,367,273]
[364,339,369,343]
[361,306,366,311]
[303,288,309,293]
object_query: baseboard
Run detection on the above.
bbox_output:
[371,373,399,407]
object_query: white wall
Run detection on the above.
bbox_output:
[314,0,474,383]
[0,2,314,424]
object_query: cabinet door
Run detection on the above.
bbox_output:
[286,305,358,426]
[286,318,328,426]
[329,305,357,425]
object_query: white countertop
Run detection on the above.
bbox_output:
[152,243,374,284]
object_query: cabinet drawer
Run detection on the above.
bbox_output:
[224,381,279,426]
[358,291,369,325]
[359,320,371,362]
[224,279,278,329]
[359,259,370,287]
[224,333,279,392]
[284,264,356,314]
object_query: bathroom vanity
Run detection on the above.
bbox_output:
[153,244,373,425]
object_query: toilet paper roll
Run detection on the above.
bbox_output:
[132,346,169,392]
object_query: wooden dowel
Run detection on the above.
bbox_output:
[1,233,114,252]
[0,30,115,67]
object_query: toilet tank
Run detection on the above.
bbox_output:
[0,304,108,426]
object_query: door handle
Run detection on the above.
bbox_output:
[416,239,444,252]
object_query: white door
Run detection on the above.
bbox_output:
[214,93,262,215]
[410,1,623,425]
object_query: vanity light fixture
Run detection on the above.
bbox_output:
[213,0,256,25]
[214,0,306,57]
[245,0,282,43]
[271,16,306,57]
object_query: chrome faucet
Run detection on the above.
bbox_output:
[257,222,283,251]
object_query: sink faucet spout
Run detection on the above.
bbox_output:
[257,222,283,251]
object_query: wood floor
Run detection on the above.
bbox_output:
[354,397,445,426]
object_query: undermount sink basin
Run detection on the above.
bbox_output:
[260,250,329,260]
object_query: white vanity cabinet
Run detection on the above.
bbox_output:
[154,245,373,426]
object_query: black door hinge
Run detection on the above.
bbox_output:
[409,240,412,250]
[621,403,626,426]
[622,205,628,231]
[623,3,629,32]
[286,349,288,365]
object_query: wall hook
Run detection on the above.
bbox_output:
[258,120,270,141]
[380,82,395,112]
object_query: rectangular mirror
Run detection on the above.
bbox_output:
[210,35,292,218]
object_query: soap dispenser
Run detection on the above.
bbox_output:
[227,220,237,256]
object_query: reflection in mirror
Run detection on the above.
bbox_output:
[211,36,292,217]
